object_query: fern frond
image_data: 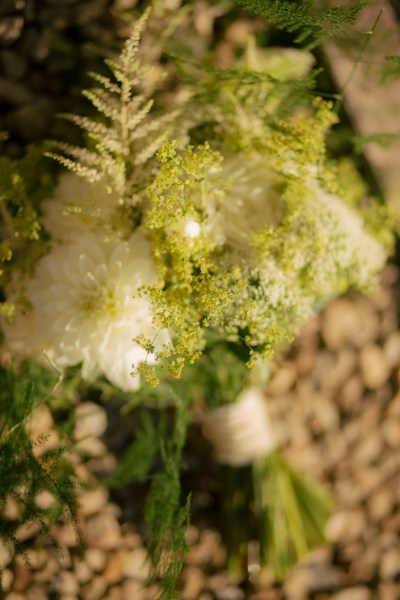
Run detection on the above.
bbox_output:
[144,390,190,599]
[235,0,365,48]
[0,364,82,592]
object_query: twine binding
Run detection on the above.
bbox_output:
[201,387,276,466]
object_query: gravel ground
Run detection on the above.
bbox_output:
[1,266,400,600]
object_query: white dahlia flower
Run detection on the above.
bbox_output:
[213,154,282,249]
[181,153,282,250]
[41,173,122,241]
[6,230,168,391]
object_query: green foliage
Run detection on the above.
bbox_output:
[174,339,253,411]
[47,9,179,206]
[254,451,332,579]
[105,411,160,486]
[235,0,365,48]
[107,388,191,599]
[145,444,191,600]
[0,144,56,317]
[177,57,320,126]
[381,55,400,83]
[144,391,191,599]
[352,132,400,152]
[0,364,82,591]
[336,131,400,155]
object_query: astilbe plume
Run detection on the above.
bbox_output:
[46,9,180,207]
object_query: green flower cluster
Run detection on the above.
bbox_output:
[136,97,394,382]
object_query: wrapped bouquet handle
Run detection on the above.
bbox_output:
[199,386,332,579]
[201,387,276,466]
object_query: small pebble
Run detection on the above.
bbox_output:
[82,576,107,600]
[122,579,147,600]
[2,568,13,592]
[215,587,245,600]
[26,585,50,600]
[326,510,366,543]
[85,548,107,572]
[74,558,92,584]
[12,561,32,592]
[331,588,372,600]
[359,345,390,390]
[381,548,400,580]
[75,436,108,458]
[182,566,206,600]
[74,402,107,440]
[0,16,24,45]
[86,513,121,549]
[103,550,126,584]
[54,571,79,595]
[383,331,400,369]
[122,547,150,580]
[0,538,12,569]
[382,418,400,449]
[378,583,400,600]
[80,487,109,516]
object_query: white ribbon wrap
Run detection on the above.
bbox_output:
[201,387,277,466]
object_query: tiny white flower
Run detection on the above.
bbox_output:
[314,187,387,293]
[184,220,202,238]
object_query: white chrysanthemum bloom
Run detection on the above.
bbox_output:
[41,173,122,241]
[205,153,282,250]
[6,230,168,391]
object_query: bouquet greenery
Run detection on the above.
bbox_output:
[0,1,397,598]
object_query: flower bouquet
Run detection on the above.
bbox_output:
[0,2,396,597]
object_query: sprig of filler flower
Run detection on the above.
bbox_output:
[136,96,393,384]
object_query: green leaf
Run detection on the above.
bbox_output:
[254,451,332,579]
[235,0,365,49]
[381,55,400,83]
[105,411,160,486]
[0,363,82,592]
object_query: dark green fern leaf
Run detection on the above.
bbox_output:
[235,0,365,49]
[0,365,82,594]
[144,392,191,599]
